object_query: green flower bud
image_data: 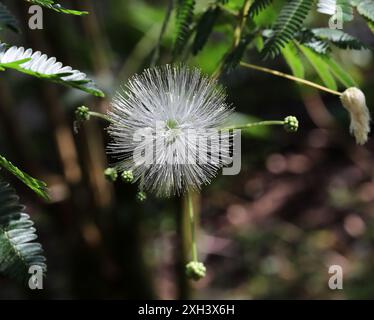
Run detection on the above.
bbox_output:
[136,191,147,203]
[75,106,90,122]
[186,261,206,281]
[284,116,299,133]
[104,167,118,182]
[121,170,134,183]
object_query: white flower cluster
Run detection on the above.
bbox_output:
[107,65,233,197]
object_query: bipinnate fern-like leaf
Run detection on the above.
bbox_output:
[296,28,367,53]
[192,6,220,55]
[223,36,253,73]
[317,0,353,21]
[263,0,314,59]
[0,155,49,200]
[248,0,274,17]
[24,0,88,15]
[0,44,104,97]
[174,0,195,55]
[310,28,367,50]
[356,0,374,23]
[0,181,46,284]
[0,2,20,33]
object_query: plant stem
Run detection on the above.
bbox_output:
[151,0,173,66]
[240,62,342,96]
[89,111,112,123]
[187,191,198,262]
[212,0,252,80]
[233,0,252,47]
[221,120,285,131]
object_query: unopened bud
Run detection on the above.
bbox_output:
[104,167,118,182]
[284,116,299,133]
[121,170,134,183]
[186,261,206,281]
[75,106,90,122]
[136,191,147,203]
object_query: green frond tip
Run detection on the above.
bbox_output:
[0,2,20,33]
[192,6,220,55]
[174,0,196,56]
[0,181,47,284]
[248,0,274,18]
[24,0,88,16]
[0,155,49,201]
[262,0,314,59]
[0,43,105,97]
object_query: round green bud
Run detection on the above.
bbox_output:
[136,191,147,203]
[104,168,118,182]
[284,116,299,133]
[121,170,134,183]
[186,261,206,281]
[75,106,90,122]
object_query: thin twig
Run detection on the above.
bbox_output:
[187,192,198,262]
[221,120,285,131]
[240,62,343,96]
[151,0,173,66]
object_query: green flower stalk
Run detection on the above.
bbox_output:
[185,192,206,281]
[221,116,299,133]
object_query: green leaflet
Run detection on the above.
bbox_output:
[298,44,337,91]
[0,44,105,97]
[0,181,46,284]
[325,57,357,88]
[0,155,49,201]
[193,6,221,55]
[262,0,314,58]
[311,28,367,50]
[174,0,195,56]
[248,0,274,18]
[24,0,88,15]
[281,43,305,79]
[337,0,354,22]
[356,0,374,23]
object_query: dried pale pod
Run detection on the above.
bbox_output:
[340,87,371,145]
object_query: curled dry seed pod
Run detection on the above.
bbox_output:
[340,87,371,145]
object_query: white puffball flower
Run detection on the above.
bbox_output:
[340,87,371,145]
[107,65,233,197]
